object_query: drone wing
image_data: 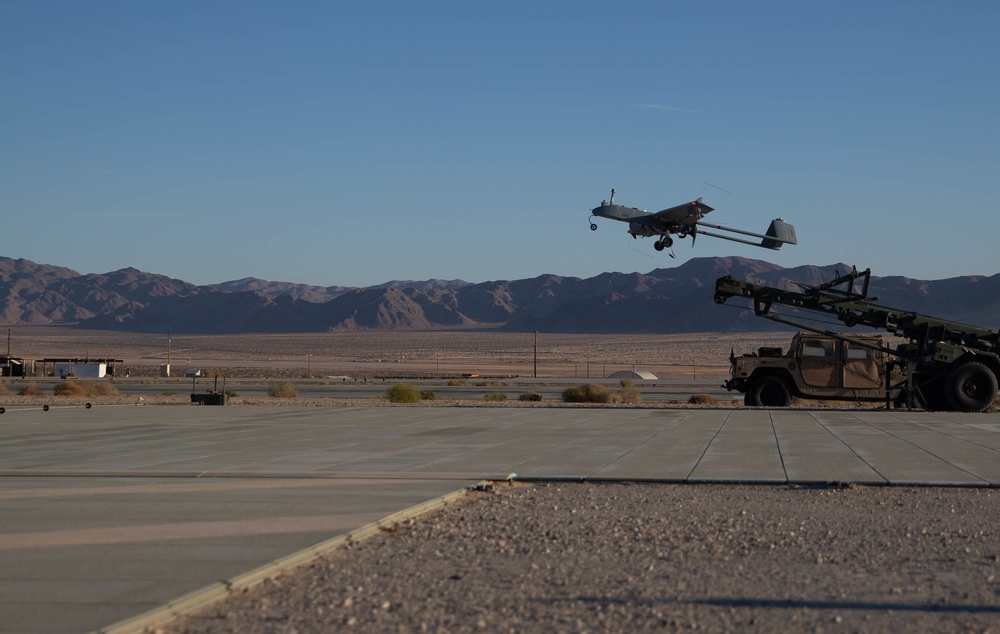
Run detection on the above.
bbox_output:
[651,198,714,223]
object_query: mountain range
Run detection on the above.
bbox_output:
[1,256,998,334]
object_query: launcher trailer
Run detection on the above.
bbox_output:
[714,267,1000,412]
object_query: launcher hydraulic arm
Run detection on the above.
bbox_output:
[714,267,1000,412]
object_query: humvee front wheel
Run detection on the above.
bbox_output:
[746,376,792,407]
[944,361,998,412]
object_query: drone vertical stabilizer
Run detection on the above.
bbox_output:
[760,219,797,250]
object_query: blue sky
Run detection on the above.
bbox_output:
[3,1,999,287]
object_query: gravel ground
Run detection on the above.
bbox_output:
[162,482,1000,634]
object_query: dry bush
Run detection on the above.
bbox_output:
[268,381,300,398]
[689,394,716,405]
[54,381,86,396]
[83,381,120,396]
[447,379,467,386]
[54,380,122,397]
[385,383,422,403]
[18,384,42,396]
[519,391,543,402]
[484,392,507,401]
[562,383,610,403]
[0,383,9,396]
[615,386,643,404]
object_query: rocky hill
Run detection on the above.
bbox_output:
[1,256,997,334]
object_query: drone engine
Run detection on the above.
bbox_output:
[628,222,655,238]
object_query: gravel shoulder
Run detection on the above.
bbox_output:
[163,482,1000,634]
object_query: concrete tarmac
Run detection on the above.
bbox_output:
[1,405,999,633]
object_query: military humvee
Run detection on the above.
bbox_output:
[725,332,902,407]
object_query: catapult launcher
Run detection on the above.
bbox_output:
[714,268,1000,411]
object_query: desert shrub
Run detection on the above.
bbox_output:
[54,381,87,396]
[619,379,635,389]
[301,373,315,379]
[268,381,300,398]
[561,386,585,402]
[81,381,120,396]
[616,386,643,404]
[0,383,9,396]
[519,391,543,402]
[161,391,177,397]
[225,389,239,397]
[484,391,507,401]
[420,390,436,400]
[18,384,42,396]
[447,379,468,386]
[562,383,610,403]
[385,383,423,403]
[689,394,716,406]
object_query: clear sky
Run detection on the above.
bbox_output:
[3,1,999,288]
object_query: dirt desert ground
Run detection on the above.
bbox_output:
[7,326,793,380]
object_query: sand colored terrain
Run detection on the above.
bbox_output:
[6,327,793,380]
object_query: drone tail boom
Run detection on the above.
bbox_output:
[695,218,798,251]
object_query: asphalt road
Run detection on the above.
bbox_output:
[16,377,739,403]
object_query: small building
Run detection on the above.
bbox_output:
[56,362,107,379]
[0,355,28,378]
[608,369,658,380]
[40,358,124,378]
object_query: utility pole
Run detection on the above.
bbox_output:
[533,330,537,378]
[162,327,172,378]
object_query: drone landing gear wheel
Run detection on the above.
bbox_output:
[590,223,598,231]
[654,236,674,251]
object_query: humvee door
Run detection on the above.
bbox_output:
[799,337,837,387]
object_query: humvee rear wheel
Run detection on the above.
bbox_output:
[747,376,792,407]
[944,361,998,412]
